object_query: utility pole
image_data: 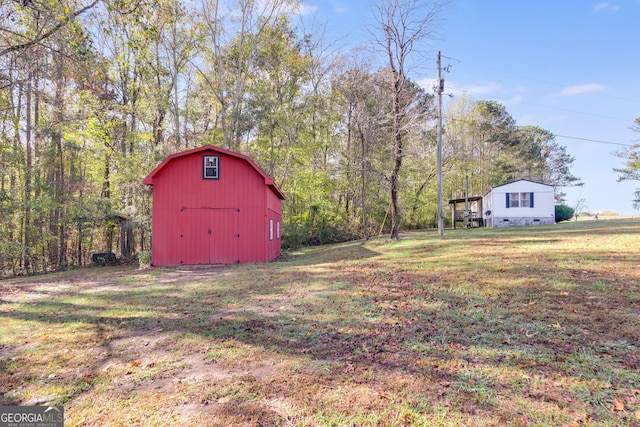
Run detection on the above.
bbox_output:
[436,51,444,236]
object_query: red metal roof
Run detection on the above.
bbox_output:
[143,145,285,200]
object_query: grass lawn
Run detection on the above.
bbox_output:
[1,218,639,426]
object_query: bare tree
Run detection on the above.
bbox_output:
[371,0,446,239]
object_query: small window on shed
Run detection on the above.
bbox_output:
[203,155,219,179]
[269,219,274,241]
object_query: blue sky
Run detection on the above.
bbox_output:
[299,0,640,215]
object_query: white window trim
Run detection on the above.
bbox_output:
[203,155,219,179]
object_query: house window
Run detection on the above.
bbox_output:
[203,155,219,179]
[276,221,280,239]
[269,219,274,241]
[507,192,534,208]
[508,192,520,208]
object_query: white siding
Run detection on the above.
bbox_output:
[483,180,555,228]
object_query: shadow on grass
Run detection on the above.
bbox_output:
[0,220,638,425]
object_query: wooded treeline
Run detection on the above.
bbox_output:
[0,0,580,276]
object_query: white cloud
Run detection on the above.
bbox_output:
[333,1,349,14]
[544,114,568,123]
[418,78,504,97]
[259,1,317,16]
[556,83,606,96]
[464,83,502,95]
[297,4,318,15]
[505,94,523,105]
[594,2,620,13]
[417,79,532,111]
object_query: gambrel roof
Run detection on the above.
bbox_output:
[143,145,285,200]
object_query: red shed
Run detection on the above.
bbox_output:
[143,145,285,266]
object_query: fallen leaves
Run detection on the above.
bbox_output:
[611,397,625,412]
[415,358,431,367]
[517,360,537,369]
[130,361,157,369]
[70,417,86,427]
[3,221,640,426]
[377,390,391,400]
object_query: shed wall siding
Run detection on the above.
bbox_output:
[147,147,283,266]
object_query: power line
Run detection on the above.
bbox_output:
[449,119,636,147]
[517,101,632,123]
[554,134,635,147]
[448,57,640,105]
[441,87,635,125]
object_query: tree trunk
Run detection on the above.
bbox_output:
[23,75,33,272]
[389,73,404,240]
[52,54,66,269]
[356,123,370,241]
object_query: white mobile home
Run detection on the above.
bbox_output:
[483,179,555,228]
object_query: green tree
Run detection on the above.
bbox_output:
[614,117,640,209]
[0,0,100,58]
[146,0,203,150]
[444,99,520,200]
[444,99,580,208]
[517,126,582,203]
[199,0,299,150]
[334,58,380,240]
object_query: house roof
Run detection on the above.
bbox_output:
[143,145,286,200]
[490,178,553,190]
[448,196,483,204]
[483,178,553,197]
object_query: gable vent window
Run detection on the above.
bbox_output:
[203,155,219,179]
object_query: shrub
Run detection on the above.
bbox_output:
[555,205,574,223]
[137,250,151,269]
[281,216,360,250]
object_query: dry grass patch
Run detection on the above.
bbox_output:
[1,219,639,426]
